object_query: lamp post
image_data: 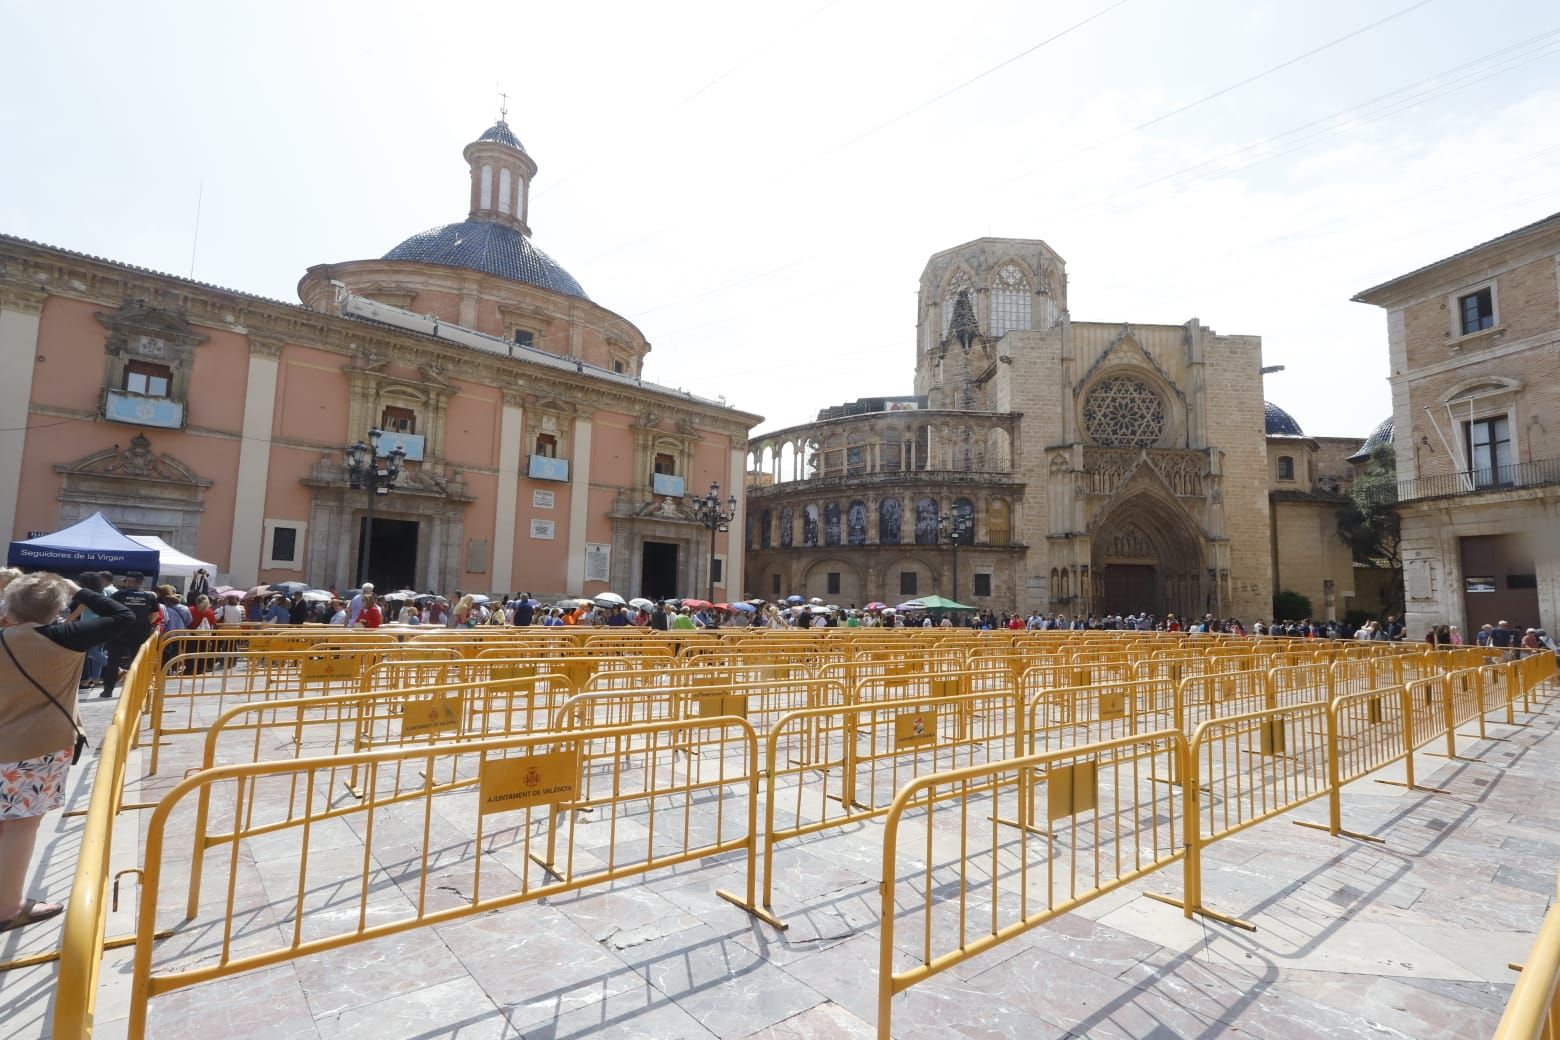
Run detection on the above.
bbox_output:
[693,480,738,604]
[937,508,974,606]
[345,428,407,587]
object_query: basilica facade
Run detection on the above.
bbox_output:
[0,118,759,599]
[745,237,1360,621]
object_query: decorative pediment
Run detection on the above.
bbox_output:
[95,300,207,352]
[55,433,212,487]
[1074,323,1187,404]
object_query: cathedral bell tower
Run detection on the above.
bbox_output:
[463,108,537,237]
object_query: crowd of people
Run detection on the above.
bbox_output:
[4,559,1558,936]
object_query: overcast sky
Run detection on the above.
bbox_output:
[4,0,1558,440]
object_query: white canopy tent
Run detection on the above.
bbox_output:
[128,536,219,580]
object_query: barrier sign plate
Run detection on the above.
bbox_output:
[400,694,464,738]
[895,710,936,749]
[479,750,579,815]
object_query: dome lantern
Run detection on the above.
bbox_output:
[462,109,536,236]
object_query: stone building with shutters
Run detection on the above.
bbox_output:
[1353,211,1560,637]
[745,237,1365,621]
[0,116,759,599]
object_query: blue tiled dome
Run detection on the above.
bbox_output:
[384,220,588,300]
[1348,415,1394,462]
[477,121,525,152]
[1264,401,1305,436]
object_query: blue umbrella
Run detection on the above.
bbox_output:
[727,602,757,613]
[786,595,805,604]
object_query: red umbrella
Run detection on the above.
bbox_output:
[681,598,713,610]
[864,601,887,611]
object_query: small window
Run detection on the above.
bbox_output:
[771,573,781,595]
[654,452,677,476]
[261,519,307,569]
[1276,456,1295,481]
[712,557,724,584]
[1508,573,1537,589]
[827,572,841,595]
[381,406,416,434]
[271,527,297,563]
[613,361,627,374]
[534,433,557,458]
[900,572,917,596]
[123,359,172,397]
[1459,287,1494,335]
[973,573,992,597]
[514,330,535,348]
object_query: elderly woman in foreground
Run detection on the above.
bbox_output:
[0,570,132,932]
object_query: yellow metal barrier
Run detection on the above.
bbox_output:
[1291,685,1415,843]
[760,687,1026,923]
[1147,702,1331,929]
[875,730,1187,1040]
[1494,870,1560,1040]
[128,717,779,1036]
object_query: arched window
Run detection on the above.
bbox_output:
[942,269,975,336]
[759,510,772,550]
[1276,456,1295,481]
[990,264,1031,336]
[952,497,975,545]
[803,505,819,547]
[879,498,902,545]
[847,501,867,545]
[987,498,1011,544]
[823,502,841,546]
[779,507,794,548]
[915,497,939,545]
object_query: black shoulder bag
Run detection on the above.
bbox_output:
[1,630,91,767]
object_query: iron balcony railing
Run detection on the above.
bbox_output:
[1365,457,1560,504]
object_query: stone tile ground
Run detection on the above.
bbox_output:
[3,682,1556,1039]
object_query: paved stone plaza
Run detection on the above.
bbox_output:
[3,683,1557,1040]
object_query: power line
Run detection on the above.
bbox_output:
[831,0,1134,151]
[994,0,1436,190]
[675,0,846,110]
[1059,27,1560,219]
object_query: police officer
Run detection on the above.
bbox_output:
[100,570,159,699]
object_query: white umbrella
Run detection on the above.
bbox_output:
[594,592,627,607]
[469,594,491,605]
[301,589,332,603]
[629,597,654,609]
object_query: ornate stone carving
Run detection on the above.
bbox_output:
[1082,448,1206,498]
[57,433,210,486]
[1102,523,1154,560]
[1081,376,1166,448]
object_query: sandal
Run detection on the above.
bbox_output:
[0,898,65,933]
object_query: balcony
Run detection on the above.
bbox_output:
[746,468,1022,497]
[1368,457,1560,504]
[104,390,183,430]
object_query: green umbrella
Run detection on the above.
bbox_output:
[916,594,976,611]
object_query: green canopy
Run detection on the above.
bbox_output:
[917,594,975,611]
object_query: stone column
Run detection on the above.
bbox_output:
[727,445,746,599]
[490,390,525,593]
[229,336,283,584]
[0,289,45,541]
[565,416,594,591]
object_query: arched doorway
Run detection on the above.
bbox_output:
[1090,493,1205,619]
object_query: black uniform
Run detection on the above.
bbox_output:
[100,583,159,699]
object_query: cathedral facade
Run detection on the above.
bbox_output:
[745,237,1341,621]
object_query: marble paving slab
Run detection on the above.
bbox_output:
[5,687,1558,1039]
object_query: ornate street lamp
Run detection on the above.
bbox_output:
[345,428,407,587]
[936,508,974,606]
[693,480,738,605]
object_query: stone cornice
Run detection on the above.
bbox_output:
[0,284,47,314]
[0,235,760,437]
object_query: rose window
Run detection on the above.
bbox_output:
[1082,376,1166,447]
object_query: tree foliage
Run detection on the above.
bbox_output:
[1272,589,1313,621]
[1336,444,1403,614]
